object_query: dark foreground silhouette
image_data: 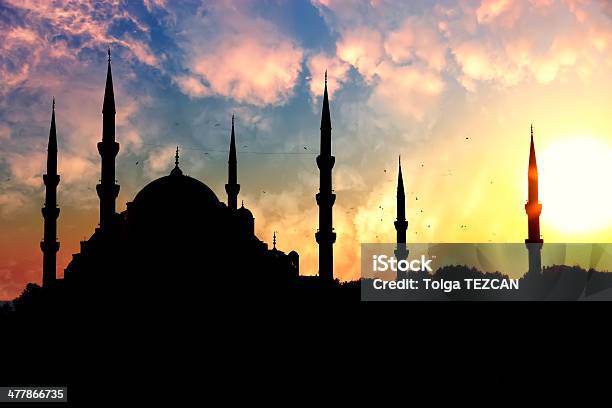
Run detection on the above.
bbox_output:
[4,263,612,325]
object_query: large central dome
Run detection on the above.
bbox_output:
[132,167,221,211]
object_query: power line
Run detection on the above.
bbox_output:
[140,142,317,156]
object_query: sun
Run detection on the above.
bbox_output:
[538,136,612,235]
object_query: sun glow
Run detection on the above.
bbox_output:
[538,136,612,235]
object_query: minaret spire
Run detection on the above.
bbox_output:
[41,98,60,288]
[315,71,336,282]
[170,146,183,176]
[525,124,543,276]
[273,231,277,250]
[394,156,408,279]
[225,114,240,210]
[96,47,120,231]
[103,47,115,116]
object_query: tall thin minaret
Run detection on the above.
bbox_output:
[41,98,60,288]
[225,114,240,211]
[525,125,543,275]
[96,47,120,230]
[315,71,336,282]
[394,156,408,279]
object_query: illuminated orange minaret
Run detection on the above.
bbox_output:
[525,125,543,275]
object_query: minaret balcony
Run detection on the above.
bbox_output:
[316,155,335,170]
[43,174,60,186]
[225,183,240,195]
[394,219,408,230]
[315,230,337,244]
[96,183,120,199]
[40,240,60,252]
[524,201,542,215]
[41,206,60,219]
[316,192,336,206]
[97,140,120,157]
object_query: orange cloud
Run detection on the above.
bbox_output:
[174,75,211,99]
[476,0,517,24]
[370,61,446,121]
[384,16,448,71]
[174,3,303,106]
[306,52,350,100]
[0,124,10,141]
[7,152,46,189]
[337,27,384,80]
[1,0,160,83]
[185,38,302,106]
[0,191,28,217]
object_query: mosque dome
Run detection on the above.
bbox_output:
[236,201,255,235]
[236,201,254,220]
[132,166,221,212]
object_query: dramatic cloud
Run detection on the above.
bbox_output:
[0,191,28,217]
[475,0,518,25]
[0,0,159,96]
[173,2,303,106]
[369,61,445,120]
[306,52,350,100]
[3,0,612,300]
[384,16,448,71]
[337,27,384,81]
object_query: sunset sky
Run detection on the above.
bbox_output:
[3,0,612,299]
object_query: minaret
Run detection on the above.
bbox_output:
[315,71,336,282]
[41,98,60,288]
[394,156,408,279]
[96,47,120,230]
[225,114,240,210]
[525,125,543,275]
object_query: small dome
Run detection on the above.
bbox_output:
[236,202,254,219]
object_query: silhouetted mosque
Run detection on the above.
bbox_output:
[21,48,612,306]
[38,50,341,305]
